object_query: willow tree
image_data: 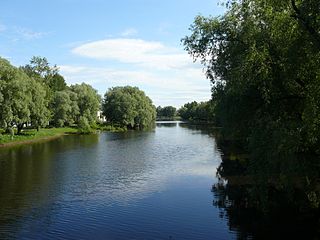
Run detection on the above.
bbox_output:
[70,83,101,124]
[0,58,49,133]
[103,86,156,129]
[183,0,320,207]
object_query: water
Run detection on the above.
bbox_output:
[0,122,236,240]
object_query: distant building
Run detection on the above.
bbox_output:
[97,110,106,122]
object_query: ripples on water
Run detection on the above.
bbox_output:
[0,122,238,239]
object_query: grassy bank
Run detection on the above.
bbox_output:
[0,127,78,147]
[95,124,127,132]
[0,122,142,147]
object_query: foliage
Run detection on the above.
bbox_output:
[70,83,101,124]
[183,0,320,207]
[21,56,67,123]
[77,116,93,134]
[48,73,67,92]
[51,90,79,127]
[29,79,50,130]
[102,86,156,129]
[156,106,177,120]
[21,56,58,79]
[0,58,49,133]
[1,57,102,134]
[178,101,215,122]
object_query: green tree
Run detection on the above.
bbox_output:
[178,101,214,122]
[22,56,58,79]
[183,0,320,207]
[156,106,162,117]
[103,86,156,129]
[156,106,176,120]
[21,56,67,125]
[77,116,92,134]
[51,90,79,127]
[0,58,49,133]
[29,80,50,131]
[48,73,67,92]
[178,101,198,121]
[70,83,101,124]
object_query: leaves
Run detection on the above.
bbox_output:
[183,0,320,206]
[102,86,156,129]
[0,57,101,131]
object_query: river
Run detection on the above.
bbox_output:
[0,122,236,239]
[0,122,317,239]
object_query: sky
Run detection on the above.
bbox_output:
[0,0,225,108]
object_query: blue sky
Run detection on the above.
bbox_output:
[0,0,225,107]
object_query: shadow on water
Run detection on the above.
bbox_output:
[211,129,320,240]
[212,179,320,239]
[0,134,99,238]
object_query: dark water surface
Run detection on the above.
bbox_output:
[0,122,237,240]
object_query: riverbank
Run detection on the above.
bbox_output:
[0,127,78,147]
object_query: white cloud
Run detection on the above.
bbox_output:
[65,38,211,107]
[15,27,48,40]
[71,38,195,70]
[59,64,211,107]
[120,28,138,37]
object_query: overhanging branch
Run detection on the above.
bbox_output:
[290,0,320,50]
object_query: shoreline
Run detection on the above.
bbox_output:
[0,133,68,148]
[0,128,79,148]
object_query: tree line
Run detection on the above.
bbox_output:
[156,101,214,122]
[178,101,214,122]
[0,57,156,133]
[182,0,320,209]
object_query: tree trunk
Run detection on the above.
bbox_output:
[17,124,23,135]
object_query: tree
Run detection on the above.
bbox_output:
[29,80,50,131]
[178,101,214,122]
[156,106,176,120]
[178,101,198,121]
[70,83,101,124]
[183,0,320,206]
[1,57,102,132]
[22,56,58,79]
[21,56,67,126]
[103,86,156,129]
[51,90,79,127]
[0,58,49,133]
[48,73,67,92]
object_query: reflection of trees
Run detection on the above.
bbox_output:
[179,122,216,133]
[212,181,258,240]
[212,155,320,239]
[0,134,99,238]
[212,126,320,238]
[156,122,177,127]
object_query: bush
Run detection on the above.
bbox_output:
[77,116,93,134]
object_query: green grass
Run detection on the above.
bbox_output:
[0,127,78,145]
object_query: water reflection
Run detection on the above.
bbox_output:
[0,123,229,240]
[212,132,320,239]
[156,121,178,127]
[211,179,319,239]
[0,134,99,239]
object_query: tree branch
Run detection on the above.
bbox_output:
[290,0,320,50]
